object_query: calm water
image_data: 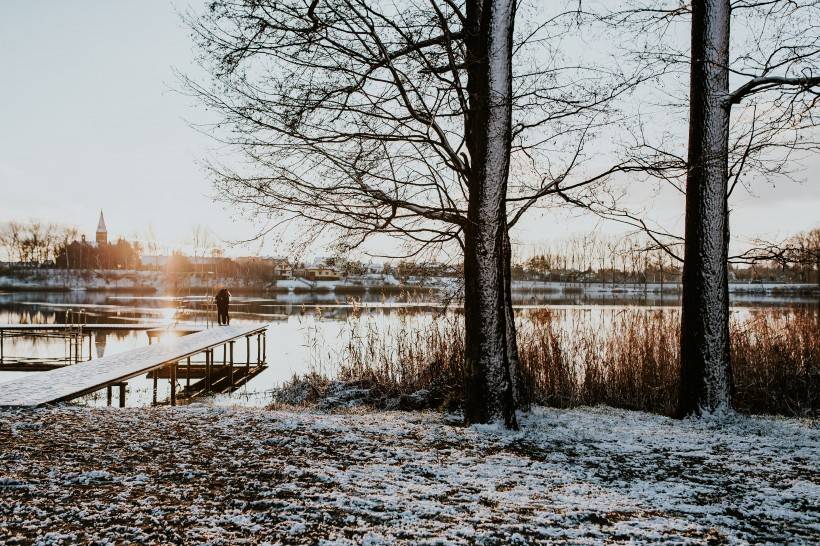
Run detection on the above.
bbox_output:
[1,288,816,407]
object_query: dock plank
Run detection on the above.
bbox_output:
[0,324,268,407]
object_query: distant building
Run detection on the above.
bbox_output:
[96,211,108,245]
[271,258,293,279]
[297,266,340,281]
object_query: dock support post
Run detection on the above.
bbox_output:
[106,386,112,406]
[246,336,250,370]
[229,341,234,387]
[152,371,158,406]
[262,331,266,363]
[119,383,126,408]
[170,362,177,406]
[257,333,261,365]
[186,356,191,389]
[88,334,92,361]
[206,350,212,392]
[223,344,227,368]
[1,330,3,365]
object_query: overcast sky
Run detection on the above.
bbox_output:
[0,1,817,259]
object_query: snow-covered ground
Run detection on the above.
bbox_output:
[1,406,817,545]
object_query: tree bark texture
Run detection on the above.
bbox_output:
[503,226,526,410]
[462,0,518,427]
[679,0,733,416]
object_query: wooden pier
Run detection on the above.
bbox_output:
[0,324,268,408]
[0,323,204,369]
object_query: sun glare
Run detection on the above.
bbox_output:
[160,307,176,323]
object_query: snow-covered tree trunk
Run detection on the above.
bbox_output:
[462,0,518,427]
[679,0,733,416]
[503,226,526,409]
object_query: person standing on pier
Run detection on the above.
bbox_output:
[215,288,231,326]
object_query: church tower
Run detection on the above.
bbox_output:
[96,210,108,245]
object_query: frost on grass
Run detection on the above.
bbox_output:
[0,405,817,545]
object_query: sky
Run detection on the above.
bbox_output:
[0,1,817,260]
[0,1,255,255]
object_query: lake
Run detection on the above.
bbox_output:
[1,286,816,408]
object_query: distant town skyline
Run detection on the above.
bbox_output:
[1,1,817,260]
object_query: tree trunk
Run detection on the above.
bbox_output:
[462,0,518,428]
[679,0,733,417]
[503,226,526,410]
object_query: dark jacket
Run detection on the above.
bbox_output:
[215,289,230,308]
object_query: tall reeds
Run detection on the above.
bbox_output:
[732,309,820,415]
[312,306,819,417]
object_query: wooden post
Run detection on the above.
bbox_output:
[106,386,112,406]
[229,341,234,386]
[170,362,177,406]
[206,350,211,392]
[88,334,92,361]
[152,371,158,406]
[186,356,191,389]
[257,333,261,365]
[262,331,266,363]
[119,383,126,408]
[1,329,4,365]
[223,344,227,367]
[246,335,251,370]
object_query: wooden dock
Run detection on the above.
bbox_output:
[0,324,268,407]
[0,323,205,368]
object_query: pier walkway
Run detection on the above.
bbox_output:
[0,323,268,407]
[0,323,204,369]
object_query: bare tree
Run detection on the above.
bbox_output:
[0,221,60,265]
[185,0,643,425]
[680,0,820,416]
[736,227,820,287]
[0,222,23,263]
[57,226,79,269]
[191,224,215,278]
[573,0,820,416]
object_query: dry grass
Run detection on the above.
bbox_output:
[310,307,820,417]
[732,309,820,416]
[333,313,466,408]
[516,309,681,415]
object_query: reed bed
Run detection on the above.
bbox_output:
[309,306,819,417]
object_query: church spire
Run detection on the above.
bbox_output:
[96,210,108,245]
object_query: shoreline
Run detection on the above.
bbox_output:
[1,279,817,297]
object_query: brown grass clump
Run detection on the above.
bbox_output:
[335,314,466,408]
[516,309,680,415]
[732,309,820,416]
[313,307,820,417]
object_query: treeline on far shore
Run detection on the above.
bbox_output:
[2,220,818,287]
